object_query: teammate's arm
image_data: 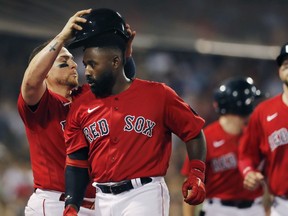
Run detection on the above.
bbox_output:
[238,111,264,191]
[21,9,91,106]
[182,130,206,205]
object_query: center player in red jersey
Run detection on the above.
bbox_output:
[238,43,288,216]
[17,9,136,216]
[62,8,207,216]
[181,77,266,216]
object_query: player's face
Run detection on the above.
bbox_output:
[83,47,117,97]
[47,48,78,89]
[279,59,288,86]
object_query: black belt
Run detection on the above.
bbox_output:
[96,177,152,195]
[209,199,254,209]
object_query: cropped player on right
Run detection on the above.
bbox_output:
[182,77,266,216]
[238,43,288,216]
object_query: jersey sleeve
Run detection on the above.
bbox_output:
[163,84,205,142]
[17,88,51,129]
[64,101,89,155]
[238,108,263,175]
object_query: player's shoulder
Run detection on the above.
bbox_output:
[254,94,282,111]
[134,78,166,87]
[72,87,94,107]
[133,78,171,92]
[71,84,90,97]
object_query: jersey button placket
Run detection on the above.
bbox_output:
[112,137,119,143]
[110,97,119,164]
[114,97,119,111]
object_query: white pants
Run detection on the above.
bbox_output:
[270,197,288,216]
[93,177,170,216]
[201,197,266,216]
[24,189,94,216]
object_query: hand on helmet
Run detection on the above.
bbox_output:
[125,23,136,58]
[58,9,92,42]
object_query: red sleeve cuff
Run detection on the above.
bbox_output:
[238,159,255,178]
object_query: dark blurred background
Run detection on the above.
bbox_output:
[0,0,287,215]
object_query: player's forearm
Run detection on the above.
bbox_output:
[65,148,90,210]
[124,57,136,79]
[21,38,65,104]
[64,165,90,211]
[185,130,206,161]
[24,38,64,85]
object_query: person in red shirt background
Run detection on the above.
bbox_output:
[182,77,266,216]
[17,8,136,215]
[238,43,288,216]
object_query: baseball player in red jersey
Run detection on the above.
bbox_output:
[17,9,136,216]
[62,8,207,216]
[181,77,266,216]
[238,43,288,216]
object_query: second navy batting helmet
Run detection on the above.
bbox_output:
[213,77,261,116]
[276,42,288,66]
[68,8,130,49]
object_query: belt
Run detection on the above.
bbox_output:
[59,194,95,210]
[209,199,254,209]
[96,177,152,195]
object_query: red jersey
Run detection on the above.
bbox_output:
[17,85,95,197]
[65,79,205,183]
[181,121,263,200]
[238,94,288,196]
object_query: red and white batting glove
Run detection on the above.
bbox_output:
[182,159,206,205]
[63,205,78,216]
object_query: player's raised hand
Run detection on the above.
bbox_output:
[125,23,136,58]
[182,160,206,205]
[243,170,264,191]
[58,9,92,42]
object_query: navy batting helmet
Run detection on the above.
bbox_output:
[213,77,261,116]
[68,8,130,49]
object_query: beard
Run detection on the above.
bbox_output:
[67,76,79,89]
[56,76,78,89]
[86,69,116,98]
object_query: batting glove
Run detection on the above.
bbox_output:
[63,205,78,216]
[182,159,206,205]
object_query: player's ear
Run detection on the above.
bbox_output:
[112,56,120,69]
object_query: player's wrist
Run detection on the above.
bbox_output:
[54,34,68,46]
[189,159,206,182]
[242,166,255,178]
[238,159,255,178]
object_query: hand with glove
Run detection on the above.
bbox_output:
[63,205,78,216]
[182,159,206,205]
